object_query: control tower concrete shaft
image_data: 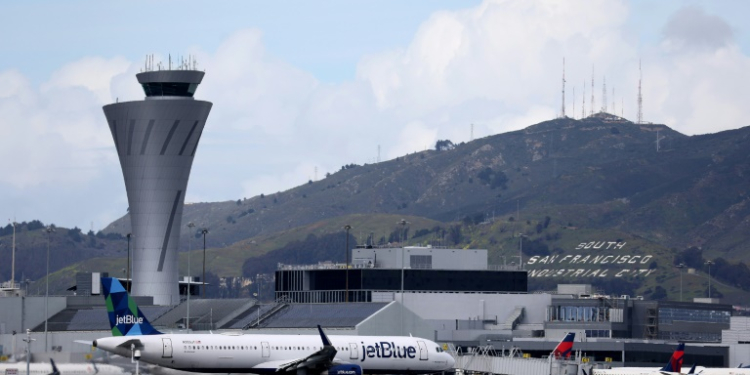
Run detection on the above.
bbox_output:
[104,70,212,305]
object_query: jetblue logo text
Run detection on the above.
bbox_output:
[360,342,416,362]
[116,314,144,325]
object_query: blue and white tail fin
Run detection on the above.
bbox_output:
[101,277,161,336]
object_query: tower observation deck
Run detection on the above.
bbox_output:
[103,69,212,305]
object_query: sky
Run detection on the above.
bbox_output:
[1,0,749,231]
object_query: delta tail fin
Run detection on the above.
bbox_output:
[101,277,161,336]
[660,342,684,373]
[552,332,576,359]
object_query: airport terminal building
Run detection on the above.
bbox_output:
[1,245,747,369]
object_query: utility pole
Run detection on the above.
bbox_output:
[677,263,685,302]
[23,329,35,375]
[201,229,209,297]
[126,233,132,292]
[44,225,55,352]
[344,224,352,302]
[187,223,195,331]
[10,220,17,290]
[705,260,714,298]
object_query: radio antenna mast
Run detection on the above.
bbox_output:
[582,80,586,118]
[637,60,643,124]
[602,76,607,113]
[561,58,566,118]
[590,65,595,116]
[612,87,616,116]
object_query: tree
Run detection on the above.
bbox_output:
[435,140,455,151]
[651,286,668,300]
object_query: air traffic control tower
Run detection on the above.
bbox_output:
[103,67,212,305]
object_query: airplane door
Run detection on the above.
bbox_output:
[261,341,270,358]
[417,341,428,360]
[162,338,173,358]
[349,343,358,360]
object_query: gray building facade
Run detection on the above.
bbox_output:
[103,69,212,305]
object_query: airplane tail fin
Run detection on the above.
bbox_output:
[49,359,60,375]
[101,277,161,336]
[552,332,576,359]
[660,343,685,373]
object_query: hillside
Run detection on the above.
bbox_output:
[15,113,750,301]
[103,113,750,262]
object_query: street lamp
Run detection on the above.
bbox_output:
[201,228,209,298]
[44,225,55,352]
[187,223,194,331]
[676,263,686,301]
[254,274,261,327]
[705,260,714,299]
[126,233,132,292]
[343,225,352,303]
[23,329,35,375]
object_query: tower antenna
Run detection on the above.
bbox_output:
[612,87,616,116]
[602,76,607,113]
[582,79,586,118]
[561,58,566,118]
[377,145,381,163]
[590,65,595,116]
[572,87,575,119]
[470,123,474,141]
[637,60,643,124]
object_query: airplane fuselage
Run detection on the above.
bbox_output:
[94,332,454,374]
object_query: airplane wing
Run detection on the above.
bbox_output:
[255,326,339,373]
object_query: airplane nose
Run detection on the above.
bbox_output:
[446,353,455,368]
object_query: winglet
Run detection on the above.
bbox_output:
[317,325,332,347]
[687,364,696,374]
[101,277,161,336]
[49,359,60,375]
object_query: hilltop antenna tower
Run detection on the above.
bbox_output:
[470,123,474,141]
[590,66,595,116]
[582,80,586,118]
[572,87,575,119]
[561,58,566,118]
[637,60,643,124]
[602,76,607,113]
[612,87,616,116]
[314,166,318,181]
[377,145,381,163]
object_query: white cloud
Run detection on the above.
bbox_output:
[2,0,750,230]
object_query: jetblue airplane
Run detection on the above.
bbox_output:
[93,278,454,375]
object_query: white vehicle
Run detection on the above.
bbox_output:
[0,359,130,375]
[93,278,454,375]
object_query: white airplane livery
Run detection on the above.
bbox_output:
[93,278,454,374]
